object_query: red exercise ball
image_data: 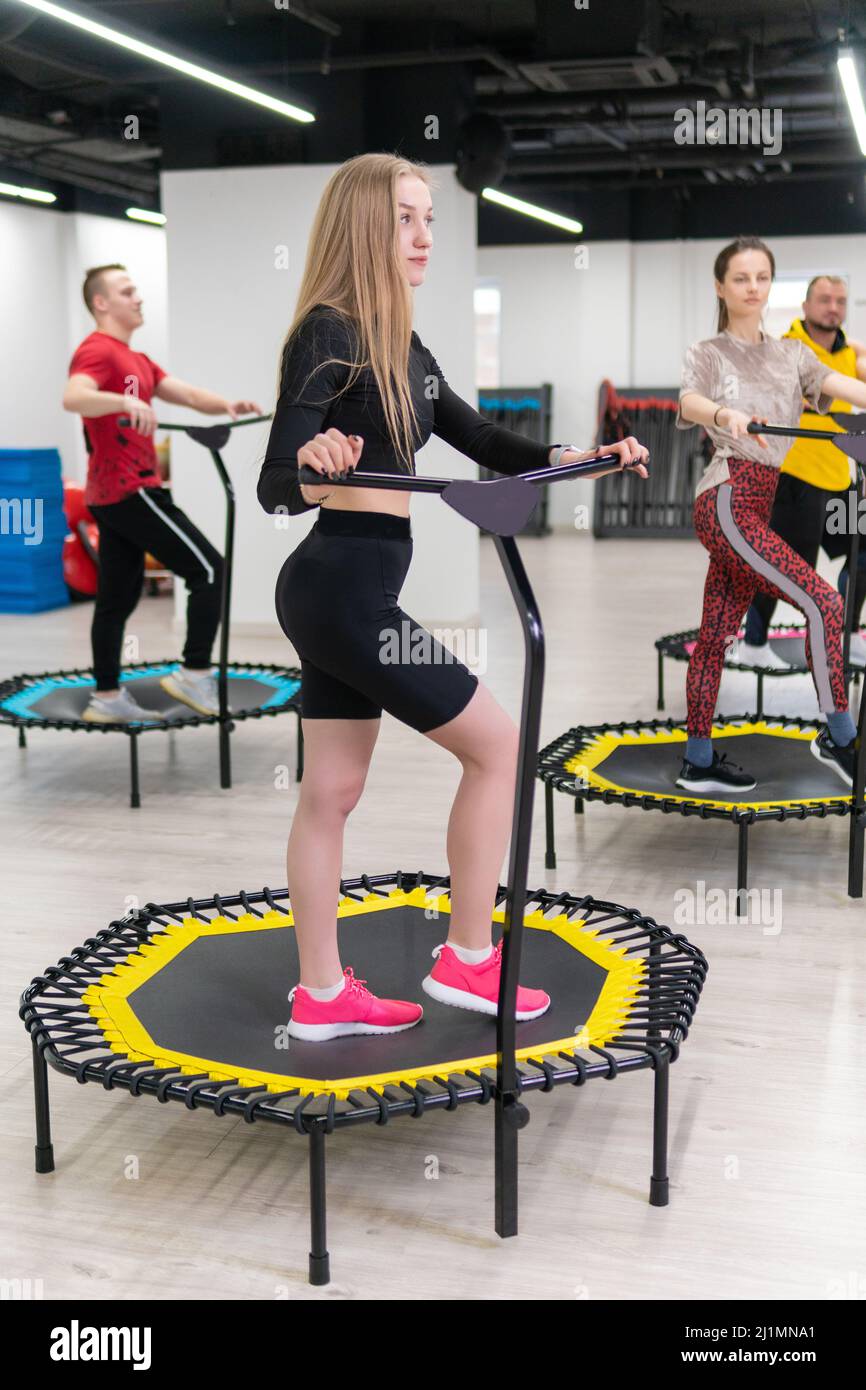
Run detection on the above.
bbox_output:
[63,531,98,599]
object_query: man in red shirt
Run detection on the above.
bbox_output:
[64,264,261,721]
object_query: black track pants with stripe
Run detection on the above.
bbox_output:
[89,486,223,690]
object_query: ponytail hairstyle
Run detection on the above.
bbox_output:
[713,236,776,332]
[277,152,438,472]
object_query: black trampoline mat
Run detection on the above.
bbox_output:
[592,732,848,803]
[21,675,292,721]
[125,905,608,1084]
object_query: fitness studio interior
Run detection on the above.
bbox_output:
[2,0,865,1334]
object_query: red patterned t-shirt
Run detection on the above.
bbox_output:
[69,331,167,506]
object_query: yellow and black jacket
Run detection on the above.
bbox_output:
[781,318,857,492]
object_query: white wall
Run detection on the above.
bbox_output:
[0,202,73,463]
[161,162,482,630]
[0,201,167,478]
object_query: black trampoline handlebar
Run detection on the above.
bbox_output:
[746,419,866,444]
[117,413,274,430]
[300,449,641,494]
[299,451,648,538]
[115,411,274,788]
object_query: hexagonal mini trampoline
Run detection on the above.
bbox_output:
[539,716,864,909]
[21,871,706,1286]
[0,417,304,804]
[0,659,302,805]
[655,623,865,718]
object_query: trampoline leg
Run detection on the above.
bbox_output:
[849,691,866,899]
[18,726,26,748]
[649,1049,670,1207]
[657,649,665,712]
[31,1035,55,1174]
[296,713,304,782]
[494,1096,519,1239]
[129,733,141,809]
[756,671,764,720]
[544,782,556,869]
[308,1121,330,1286]
[219,719,232,790]
[849,809,865,899]
[736,822,749,917]
[574,795,583,815]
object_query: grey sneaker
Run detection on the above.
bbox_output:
[82,688,164,723]
[159,667,227,716]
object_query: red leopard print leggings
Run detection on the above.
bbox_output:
[687,457,848,739]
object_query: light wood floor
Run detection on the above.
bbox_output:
[2,531,864,1302]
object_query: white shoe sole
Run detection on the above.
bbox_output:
[676,776,757,794]
[421,973,550,1021]
[82,706,162,724]
[809,737,853,788]
[159,674,220,716]
[286,1015,422,1041]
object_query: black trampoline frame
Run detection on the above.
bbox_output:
[0,418,303,804]
[20,868,707,1286]
[655,624,865,720]
[539,713,866,913]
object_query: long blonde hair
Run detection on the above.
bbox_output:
[278,152,438,472]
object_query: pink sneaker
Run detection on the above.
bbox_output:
[287,967,424,1041]
[421,941,550,1020]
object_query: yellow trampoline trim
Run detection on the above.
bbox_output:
[81,888,646,1100]
[564,720,851,811]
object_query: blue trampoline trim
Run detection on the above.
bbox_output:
[0,666,301,719]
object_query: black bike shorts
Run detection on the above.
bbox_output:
[275,508,479,733]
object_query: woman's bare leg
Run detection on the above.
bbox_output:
[287,716,380,988]
[423,683,519,951]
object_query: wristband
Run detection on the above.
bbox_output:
[549,443,585,467]
[713,406,724,426]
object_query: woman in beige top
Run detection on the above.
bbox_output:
[675,235,866,792]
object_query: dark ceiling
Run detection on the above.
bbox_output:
[0,0,864,239]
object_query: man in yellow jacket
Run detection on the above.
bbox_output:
[740,274,866,666]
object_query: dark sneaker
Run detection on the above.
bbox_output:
[810,727,856,788]
[676,750,757,793]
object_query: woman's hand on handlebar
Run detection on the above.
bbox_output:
[298,428,364,479]
[573,436,649,480]
[718,409,768,448]
[298,428,364,503]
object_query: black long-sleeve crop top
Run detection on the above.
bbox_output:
[257,305,553,515]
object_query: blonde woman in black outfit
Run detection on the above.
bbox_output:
[259,153,648,1042]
